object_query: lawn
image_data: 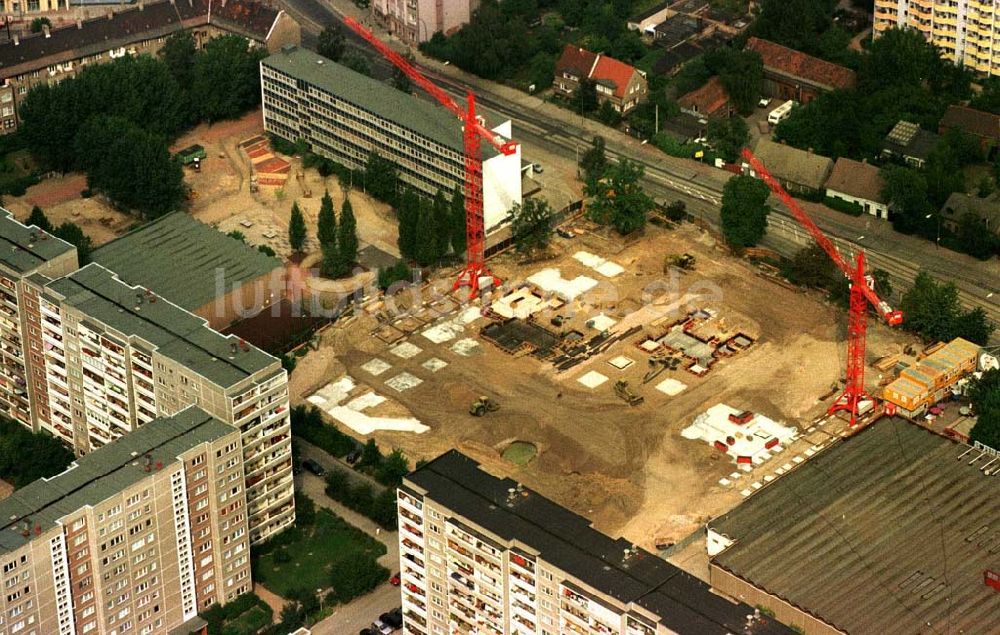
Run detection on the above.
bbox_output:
[254,508,386,597]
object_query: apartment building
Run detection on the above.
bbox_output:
[0,407,252,635]
[372,0,475,44]
[873,0,1000,75]
[398,451,794,635]
[20,263,294,544]
[261,46,522,233]
[0,210,78,431]
[0,0,301,133]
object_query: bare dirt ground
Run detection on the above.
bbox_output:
[5,175,132,245]
[289,218,916,552]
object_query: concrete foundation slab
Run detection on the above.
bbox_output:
[608,356,634,370]
[578,370,609,388]
[451,338,482,356]
[655,378,688,396]
[346,392,387,411]
[421,357,448,373]
[385,372,424,392]
[390,341,422,359]
[588,313,617,331]
[361,358,392,376]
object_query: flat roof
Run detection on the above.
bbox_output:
[263,46,497,157]
[0,407,232,556]
[709,417,1000,634]
[45,264,277,388]
[407,451,793,635]
[92,212,281,312]
[0,208,75,274]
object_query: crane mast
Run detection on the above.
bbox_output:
[741,148,903,426]
[343,17,517,297]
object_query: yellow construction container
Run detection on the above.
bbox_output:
[882,338,979,416]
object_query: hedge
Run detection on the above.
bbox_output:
[824,195,864,217]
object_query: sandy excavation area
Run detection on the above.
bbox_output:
[289,217,917,552]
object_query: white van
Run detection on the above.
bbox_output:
[767,100,796,125]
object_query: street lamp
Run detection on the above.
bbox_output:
[924,213,941,248]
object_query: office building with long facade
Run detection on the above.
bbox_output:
[0,407,252,635]
[397,451,793,635]
[261,46,522,233]
[873,0,1000,75]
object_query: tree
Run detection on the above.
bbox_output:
[392,65,412,94]
[53,222,94,265]
[341,51,372,77]
[159,30,197,88]
[337,197,359,269]
[365,153,398,205]
[359,439,382,468]
[752,0,835,56]
[706,117,749,163]
[397,187,420,259]
[573,80,599,114]
[288,202,307,252]
[579,136,608,185]
[375,449,410,487]
[899,271,994,344]
[970,370,1000,450]
[971,76,1000,115]
[881,165,932,235]
[781,244,839,290]
[29,17,50,33]
[720,175,770,248]
[449,186,466,257]
[955,213,1000,260]
[317,24,347,61]
[597,100,620,126]
[328,552,388,603]
[584,159,653,235]
[317,190,337,247]
[191,35,266,122]
[510,197,555,254]
[415,207,439,266]
[27,206,52,232]
[431,191,451,259]
[321,241,344,278]
[663,200,686,221]
[703,48,763,115]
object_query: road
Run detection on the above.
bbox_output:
[277,0,1000,331]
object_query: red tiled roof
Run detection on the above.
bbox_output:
[940,105,1000,140]
[554,44,639,99]
[554,44,598,81]
[678,76,730,116]
[591,54,639,99]
[746,37,855,91]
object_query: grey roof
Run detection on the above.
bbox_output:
[0,208,75,274]
[940,191,1000,230]
[753,138,834,190]
[262,47,482,156]
[0,407,232,556]
[407,451,794,635]
[92,212,281,312]
[45,263,277,388]
[882,120,939,162]
[709,418,1000,634]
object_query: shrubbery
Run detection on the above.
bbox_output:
[823,196,864,216]
[290,405,356,457]
[325,468,398,529]
[200,593,273,635]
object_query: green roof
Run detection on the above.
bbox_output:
[0,407,233,556]
[0,208,75,274]
[91,212,281,312]
[45,264,277,388]
[263,46,479,156]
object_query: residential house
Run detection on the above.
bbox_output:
[554,44,648,114]
[0,0,300,134]
[940,191,1000,235]
[939,104,1000,157]
[881,120,939,168]
[677,76,731,118]
[745,37,855,103]
[653,14,703,43]
[751,138,834,195]
[627,1,672,34]
[825,157,889,219]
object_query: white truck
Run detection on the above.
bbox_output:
[767,100,796,125]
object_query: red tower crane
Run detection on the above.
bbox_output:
[343,17,518,298]
[741,148,903,426]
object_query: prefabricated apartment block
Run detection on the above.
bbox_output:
[260,46,522,233]
[397,450,794,635]
[882,337,980,418]
[0,408,253,635]
[0,211,293,545]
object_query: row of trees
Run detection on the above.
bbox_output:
[969,370,1000,450]
[899,272,994,345]
[19,32,264,219]
[318,191,359,278]
[397,186,466,267]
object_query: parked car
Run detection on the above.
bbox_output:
[302,458,326,477]
[389,572,401,586]
[532,162,543,173]
[292,461,303,475]
[556,228,574,239]
[346,447,362,464]
[380,608,403,629]
[371,620,393,635]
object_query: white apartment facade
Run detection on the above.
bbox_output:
[0,407,252,635]
[372,0,476,44]
[398,451,794,635]
[261,46,522,233]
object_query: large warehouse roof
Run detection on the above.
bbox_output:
[92,212,281,312]
[709,417,1000,634]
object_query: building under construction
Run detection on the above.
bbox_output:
[882,337,980,418]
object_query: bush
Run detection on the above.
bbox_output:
[295,492,317,527]
[329,551,389,603]
[377,261,413,290]
[325,468,397,530]
[290,405,356,457]
[824,195,864,216]
[201,593,272,635]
